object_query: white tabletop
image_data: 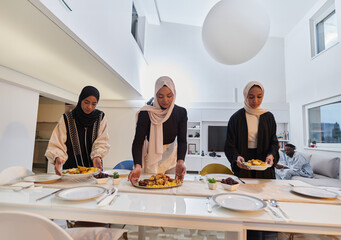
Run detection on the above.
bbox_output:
[1,178,341,240]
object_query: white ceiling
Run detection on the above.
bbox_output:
[142,0,319,38]
[0,0,143,102]
[1,0,320,104]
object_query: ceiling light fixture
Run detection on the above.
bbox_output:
[202,0,270,65]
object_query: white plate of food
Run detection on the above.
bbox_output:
[245,159,270,171]
[24,174,61,183]
[204,174,238,182]
[213,193,266,211]
[291,186,339,199]
[62,167,99,178]
[55,186,106,201]
[103,169,131,177]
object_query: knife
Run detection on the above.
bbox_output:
[237,177,246,184]
[36,189,62,201]
[97,187,116,205]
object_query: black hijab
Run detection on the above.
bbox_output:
[73,86,102,127]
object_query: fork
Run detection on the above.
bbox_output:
[206,197,212,213]
[96,188,110,203]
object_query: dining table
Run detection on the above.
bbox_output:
[0,172,341,240]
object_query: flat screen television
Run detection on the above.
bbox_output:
[208,126,227,152]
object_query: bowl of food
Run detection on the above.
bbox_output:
[93,172,109,184]
[221,177,240,191]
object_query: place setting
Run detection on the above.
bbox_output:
[35,185,119,207]
[289,186,340,199]
[211,192,291,222]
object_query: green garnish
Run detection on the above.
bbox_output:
[113,172,120,179]
[208,178,216,183]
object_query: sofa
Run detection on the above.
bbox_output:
[291,152,341,188]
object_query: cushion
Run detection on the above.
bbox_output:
[309,155,340,179]
[301,152,312,163]
[66,227,127,240]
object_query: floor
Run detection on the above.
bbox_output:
[53,220,341,240]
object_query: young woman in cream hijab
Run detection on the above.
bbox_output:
[45,86,110,175]
[129,76,187,183]
[224,81,279,179]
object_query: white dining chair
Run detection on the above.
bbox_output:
[0,211,128,240]
[0,166,34,185]
[0,211,73,240]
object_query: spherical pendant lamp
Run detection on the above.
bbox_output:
[202,0,270,65]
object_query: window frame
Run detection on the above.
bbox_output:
[310,0,338,58]
[304,95,341,151]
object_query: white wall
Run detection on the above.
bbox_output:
[0,81,39,171]
[33,0,147,94]
[143,22,287,107]
[99,102,289,170]
[98,101,144,169]
[285,0,341,159]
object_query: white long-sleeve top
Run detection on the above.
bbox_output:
[245,112,259,149]
[275,151,314,180]
[45,115,110,165]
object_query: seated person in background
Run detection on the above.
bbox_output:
[275,144,313,180]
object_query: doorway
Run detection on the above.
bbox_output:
[33,96,73,173]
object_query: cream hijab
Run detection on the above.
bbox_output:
[243,81,268,116]
[137,76,176,168]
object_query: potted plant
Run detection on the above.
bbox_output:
[113,171,120,185]
[312,140,317,148]
[310,140,317,148]
[207,178,218,190]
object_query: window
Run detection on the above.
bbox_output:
[310,0,338,57]
[305,96,341,150]
[131,3,145,52]
[131,4,138,39]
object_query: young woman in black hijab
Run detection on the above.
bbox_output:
[45,86,110,175]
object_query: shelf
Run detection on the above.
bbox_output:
[37,122,58,124]
[278,139,289,142]
[187,121,201,156]
[304,147,341,153]
[186,154,201,158]
[35,139,50,142]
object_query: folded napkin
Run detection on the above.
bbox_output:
[11,182,34,188]
[10,182,35,191]
[97,188,118,207]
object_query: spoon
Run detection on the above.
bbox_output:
[270,199,289,219]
